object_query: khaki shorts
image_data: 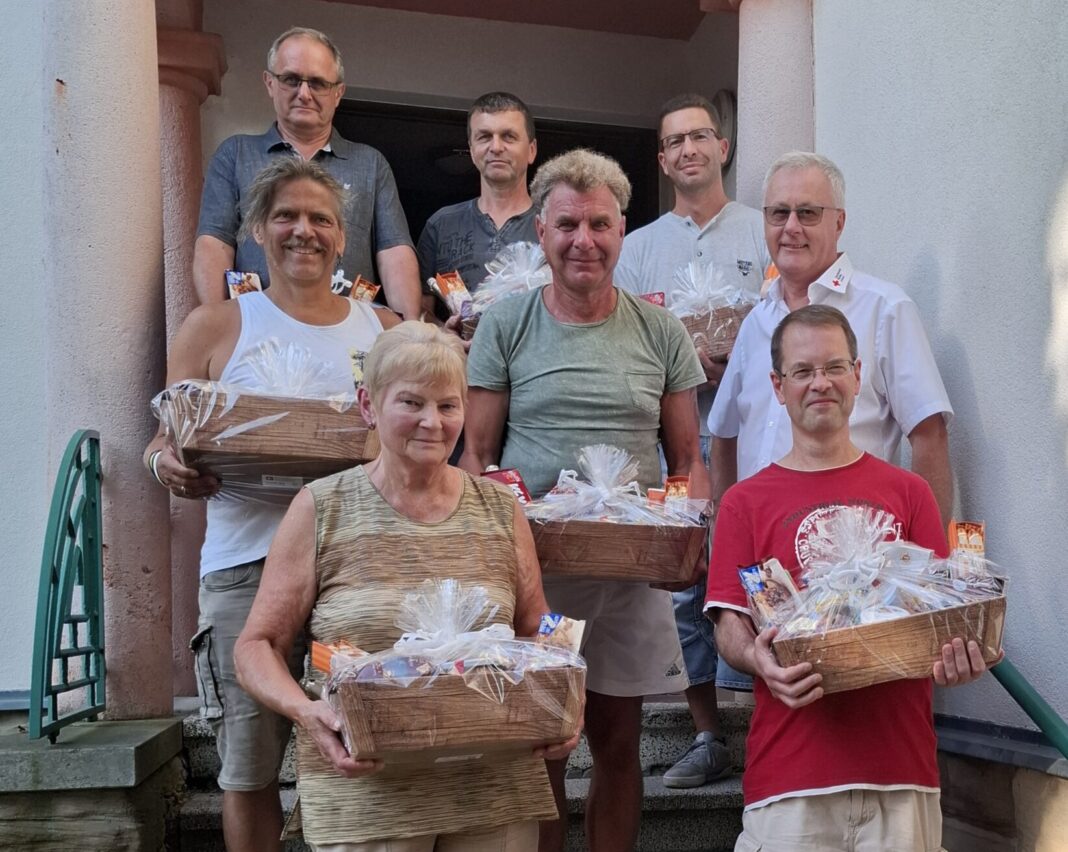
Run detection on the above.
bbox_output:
[543,578,688,697]
[311,819,538,852]
[190,560,307,791]
[736,789,943,852]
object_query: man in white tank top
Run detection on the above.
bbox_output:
[144,158,399,852]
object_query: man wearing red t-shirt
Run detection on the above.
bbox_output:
[705,305,994,851]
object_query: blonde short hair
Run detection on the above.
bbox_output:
[363,321,467,404]
[530,148,632,215]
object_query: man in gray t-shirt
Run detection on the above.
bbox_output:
[417,92,539,299]
[614,93,771,791]
[462,149,708,852]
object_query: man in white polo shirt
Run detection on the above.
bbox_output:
[708,151,953,521]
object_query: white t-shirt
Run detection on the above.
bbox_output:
[615,202,771,435]
[707,253,953,479]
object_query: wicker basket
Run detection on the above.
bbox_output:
[163,381,378,492]
[681,304,754,359]
[333,665,585,762]
[772,596,1006,694]
[529,518,707,583]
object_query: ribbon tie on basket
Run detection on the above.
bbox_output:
[393,622,515,662]
[666,260,747,319]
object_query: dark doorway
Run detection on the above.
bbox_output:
[334,100,660,247]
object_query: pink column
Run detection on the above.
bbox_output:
[735,0,815,207]
[157,26,226,696]
[43,0,170,718]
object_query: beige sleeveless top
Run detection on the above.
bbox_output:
[297,466,557,845]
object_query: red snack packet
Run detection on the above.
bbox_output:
[481,467,533,505]
[639,291,666,306]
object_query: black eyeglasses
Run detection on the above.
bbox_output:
[763,205,840,226]
[266,70,342,95]
[659,127,722,152]
[777,359,855,384]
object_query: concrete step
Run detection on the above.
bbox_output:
[179,699,752,786]
[176,774,743,852]
[175,697,750,851]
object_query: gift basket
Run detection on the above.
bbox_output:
[318,580,586,762]
[524,445,710,583]
[740,507,1006,694]
[667,261,758,359]
[427,243,551,340]
[152,338,378,503]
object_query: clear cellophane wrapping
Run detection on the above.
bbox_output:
[524,445,709,583]
[151,338,374,504]
[324,579,586,761]
[461,243,551,339]
[667,260,758,358]
[752,506,1006,693]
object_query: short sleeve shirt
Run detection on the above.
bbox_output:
[416,198,538,291]
[466,287,705,496]
[708,253,953,479]
[615,202,772,436]
[196,124,413,290]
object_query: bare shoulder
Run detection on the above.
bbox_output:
[169,300,242,382]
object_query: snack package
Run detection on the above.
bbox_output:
[427,271,473,317]
[638,291,666,307]
[323,579,586,762]
[350,275,381,302]
[225,270,262,299]
[536,613,586,655]
[667,261,758,358]
[760,506,1006,693]
[481,466,533,505]
[739,558,803,631]
[524,445,710,583]
[151,337,377,504]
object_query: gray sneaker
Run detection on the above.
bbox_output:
[662,731,732,788]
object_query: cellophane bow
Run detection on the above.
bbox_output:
[471,241,552,314]
[666,260,757,320]
[777,506,1005,639]
[327,579,584,704]
[524,445,706,526]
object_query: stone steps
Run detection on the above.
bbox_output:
[174,698,751,851]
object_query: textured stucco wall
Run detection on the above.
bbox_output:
[0,7,49,695]
[812,0,1068,724]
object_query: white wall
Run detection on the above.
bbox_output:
[813,0,1068,725]
[0,6,49,695]
[201,0,741,204]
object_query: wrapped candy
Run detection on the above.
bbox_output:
[524,445,710,583]
[745,507,1007,693]
[322,579,586,762]
[667,260,758,359]
[151,337,377,504]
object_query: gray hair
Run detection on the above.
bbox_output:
[237,158,350,244]
[530,148,632,215]
[267,27,345,82]
[764,151,846,208]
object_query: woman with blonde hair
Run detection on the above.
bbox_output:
[235,321,575,851]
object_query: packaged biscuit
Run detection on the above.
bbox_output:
[428,271,473,317]
[350,275,381,302]
[481,466,533,505]
[739,558,802,631]
[226,270,263,299]
[536,613,586,655]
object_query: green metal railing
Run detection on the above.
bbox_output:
[29,430,105,742]
[993,658,1068,760]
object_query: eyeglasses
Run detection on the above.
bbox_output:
[763,205,840,226]
[777,359,855,384]
[266,70,342,95]
[659,127,721,152]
